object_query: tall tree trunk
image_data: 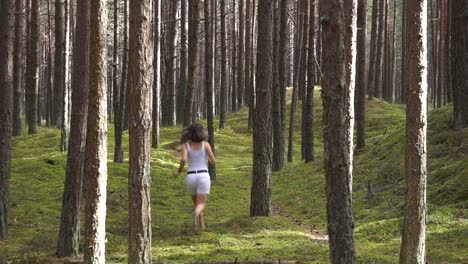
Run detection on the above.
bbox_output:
[399,0,428,262]
[115,0,128,163]
[245,0,252,108]
[112,0,120,141]
[219,0,228,129]
[152,0,161,148]
[183,0,200,126]
[320,0,357,262]
[400,0,407,104]
[305,0,316,163]
[162,0,177,126]
[375,0,385,99]
[237,0,245,108]
[26,0,40,134]
[272,0,282,170]
[53,0,65,128]
[13,0,25,136]
[61,0,71,152]
[299,0,309,160]
[444,0,452,104]
[368,0,379,100]
[57,0,90,257]
[356,0,367,150]
[46,0,53,127]
[84,0,108,262]
[0,0,14,240]
[451,0,468,128]
[204,0,216,181]
[251,0,273,217]
[288,0,302,162]
[128,0,153,262]
[178,0,187,124]
[273,0,288,170]
[230,0,238,112]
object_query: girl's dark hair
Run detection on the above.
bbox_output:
[181,123,207,143]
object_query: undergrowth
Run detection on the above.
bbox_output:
[0,90,466,263]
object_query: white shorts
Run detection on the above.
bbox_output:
[186,172,211,195]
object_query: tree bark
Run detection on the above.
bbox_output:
[305,0,316,163]
[152,0,161,148]
[183,0,200,126]
[162,0,177,126]
[204,0,216,181]
[356,0,367,150]
[250,0,273,217]
[272,0,282,170]
[320,0,358,262]
[60,0,71,152]
[178,0,188,124]
[26,0,40,134]
[451,0,468,129]
[237,0,245,108]
[299,0,309,160]
[57,0,90,257]
[374,0,385,99]
[13,0,25,136]
[53,0,65,128]
[115,0,128,163]
[219,0,228,129]
[84,0,108,262]
[128,0,153,262]
[230,0,238,112]
[399,1,428,263]
[0,0,14,240]
[368,0,379,100]
[112,0,120,141]
[273,0,288,170]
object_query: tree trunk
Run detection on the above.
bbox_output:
[26,0,40,134]
[368,0,379,100]
[183,0,200,126]
[355,0,367,150]
[162,0,177,126]
[230,0,238,112]
[237,0,245,108]
[112,0,120,140]
[152,0,161,148]
[219,0,228,129]
[204,0,216,181]
[0,0,14,240]
[320,0,358,262]
[57,0,90,257]
[245,0,252,111]
[250,0,273,217]
[13,0,25,136]
[399,0,428,263]
[375,0,385,99]
[305,0,316,163]
[272,0,282,170]
[299,0,309,160]
[273,0,288,170]
[127,0,153,262]
[115,0,128,163]
[178,0,187,124]
[451,0,468,129]
[84,0,108,262]
[46,0,53,127]
[400,0,407,104]
[61,0,71,152]
[287,0,302,162]
[53,0,65,128]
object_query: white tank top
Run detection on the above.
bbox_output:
[186,141,208,171]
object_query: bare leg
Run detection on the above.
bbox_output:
[191,195,197,227]
[194,194,208,229]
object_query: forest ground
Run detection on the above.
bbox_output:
[0,90,467,263]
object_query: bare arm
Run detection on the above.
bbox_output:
[174,144,187,177]
[205,142,216,166]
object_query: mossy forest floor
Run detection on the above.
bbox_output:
[1,90,467,263]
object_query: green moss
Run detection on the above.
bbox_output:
[2,93,466,263]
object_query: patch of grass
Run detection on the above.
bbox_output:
[2,91,466,263]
